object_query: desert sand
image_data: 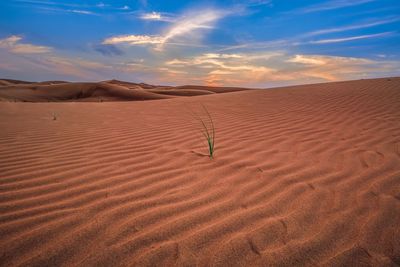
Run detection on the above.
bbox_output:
[0,77,399,266]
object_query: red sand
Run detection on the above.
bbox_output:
[0,77,399,266]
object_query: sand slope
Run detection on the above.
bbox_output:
[0,77,399,266]
[0,79,249,102]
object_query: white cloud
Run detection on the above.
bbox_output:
[288,54,372,66]
[0,35,22,46]
[139,11,175,22]
[202,53,243,59]
[30,6,97,15]
[103,8,227,50]
[306,17,400,37]
[159,9,225,49]
[287,55,327,65]
[244,0,272,7]
[141,11,162,20]
[158,67,187,74]
[295,0,376,14]
[309,32,394,44]
[285,54,389,81]
[165,59,189,65]
[70,9,94,15]
[102,35,164,45]
[0,35,52,54]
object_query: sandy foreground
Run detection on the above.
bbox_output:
[0,77,399,266]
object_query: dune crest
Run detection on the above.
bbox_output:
[0,79,250,102]
[0,77,399,266]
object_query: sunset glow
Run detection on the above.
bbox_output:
[1,0,399,86]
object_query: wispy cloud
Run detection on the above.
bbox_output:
[288,54,372,66]
[291,0,376,14]
[141,11,161,20]
[158,9,227,50]
[242,0,273,7]
[139,11,175,22]
[306,17,400,37]
[285,54,390,81]
[201,53,243,59]
[218,18,398,52]
[217,40,288,52]
[0,35,52,54]
[309,32,394,44]
[103,35,164,45]
[28,6,97,15]
[287,55,328,65]
[70,9,94,15]
[103,8,227,51]
[12,0,129,13]
[13,0,92,8]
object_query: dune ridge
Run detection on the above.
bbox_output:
[0,79,250,102]
[0,77,399,266]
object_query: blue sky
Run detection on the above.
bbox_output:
[0,0,399,87]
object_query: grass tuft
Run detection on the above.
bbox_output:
[196,105,215,158]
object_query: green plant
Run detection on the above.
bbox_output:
[197,105,215,158]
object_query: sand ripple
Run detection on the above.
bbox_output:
[0,78,399,266]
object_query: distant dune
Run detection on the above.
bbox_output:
[0,79,250,102]
[0,77,399,266]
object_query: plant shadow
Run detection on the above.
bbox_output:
[190,150,210,157]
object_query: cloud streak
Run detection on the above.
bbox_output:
[294,0,376,14]
[69,9,94,15]
[13,0,127,10]
[141,11,162,20]
[103,8,227,51]
[305,17,400,37]
[309,32,394,44]
[159,9,225,49]
[103,35,164,45]
[139,11,176,22]
[219,17,398,51]
[11,0,130,15]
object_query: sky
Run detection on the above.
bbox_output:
[0,0,399,87]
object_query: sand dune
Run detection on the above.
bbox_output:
[0,79,249,102]
[0,77,399,266]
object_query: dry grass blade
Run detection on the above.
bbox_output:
[190,104,216,158]
[202,105,215,158]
